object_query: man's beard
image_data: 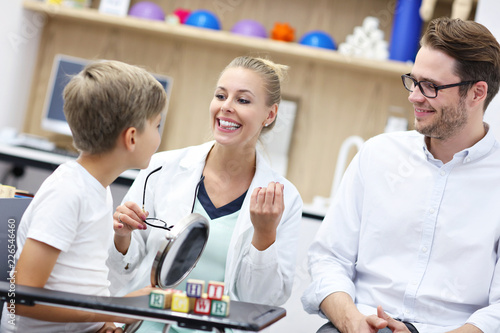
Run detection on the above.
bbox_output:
[415,98,468,140]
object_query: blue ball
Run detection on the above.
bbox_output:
[185,10,221,30]
[299,31,336,50]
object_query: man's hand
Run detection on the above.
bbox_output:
[321,292,388,333]
[375,306,411,333]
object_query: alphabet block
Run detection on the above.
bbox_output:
[207,281,225,300]
[193,294,211,315]
[149,289,175,309]
[210,295,230,317]
[186,279,205,298]
[171,292,190,313]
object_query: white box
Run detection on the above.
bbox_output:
[98,0,131,17]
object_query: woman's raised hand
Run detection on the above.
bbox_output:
[249,182,285,250]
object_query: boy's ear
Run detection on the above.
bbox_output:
[123,127,137,152]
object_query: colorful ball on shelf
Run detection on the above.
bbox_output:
[271,22,295,42]
[185,10,221,30]
[128,1,165,21]
[299,30,336,50]
[173,8,191,24]
[230,19,267,38]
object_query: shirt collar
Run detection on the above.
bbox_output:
[421,123,497,164]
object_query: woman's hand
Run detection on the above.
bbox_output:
[113,201,148,255]
[249,182,284,250]
[113,201,148,236]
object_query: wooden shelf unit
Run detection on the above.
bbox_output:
[23,0,413,75]
[21,0,474,202]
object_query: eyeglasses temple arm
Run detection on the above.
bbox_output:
[142,166,163,213]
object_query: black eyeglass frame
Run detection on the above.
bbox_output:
[142,166,204,231]
[401,73,479,98]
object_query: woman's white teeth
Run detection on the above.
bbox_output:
[220,120,241,129]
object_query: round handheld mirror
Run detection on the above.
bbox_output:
[151,213,209,289]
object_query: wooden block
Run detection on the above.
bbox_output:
[207,281,225,300]
[210,295,230,317]
[186,279,205,298]
[193,293,211,315]
[171,292,190,313]
[149,289,175,309]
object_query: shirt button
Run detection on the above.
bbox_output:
[422,247,428,253]
[440,170,446,176]
[465,157,471,163]
[429,208,435,214]
[411,280,418,285]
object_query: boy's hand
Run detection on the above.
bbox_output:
[96,322,124,333]
[113,201,148,237]
[124,285,157,297]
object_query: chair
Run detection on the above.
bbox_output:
[0,198,32,320]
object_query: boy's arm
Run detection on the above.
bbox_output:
[14,238,136,324]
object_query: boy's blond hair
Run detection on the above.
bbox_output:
[63,60,167,154]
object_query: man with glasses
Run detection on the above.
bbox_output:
[302,17,500,333]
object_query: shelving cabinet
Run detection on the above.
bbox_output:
[21,0,476,202]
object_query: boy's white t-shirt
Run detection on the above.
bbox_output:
[1,160,114,333]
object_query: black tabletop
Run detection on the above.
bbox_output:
[0,281,285,331]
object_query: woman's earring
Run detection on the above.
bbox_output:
[264,123,269,127]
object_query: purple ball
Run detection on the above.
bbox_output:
[129,1,165,21]
[231,19,267,38]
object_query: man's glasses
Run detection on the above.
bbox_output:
[142,166,204,230]
[401,73,478,98]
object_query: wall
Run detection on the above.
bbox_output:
[475,0,500,137]
[0,0,41,131]
[0,0,42,199]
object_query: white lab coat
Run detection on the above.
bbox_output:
[107,141,303,306]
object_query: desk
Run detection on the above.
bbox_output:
[0,143,138,186]
[0,281,285,332]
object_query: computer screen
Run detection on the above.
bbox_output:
[41,54,173,137]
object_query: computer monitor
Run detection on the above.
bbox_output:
[41,54,173,137]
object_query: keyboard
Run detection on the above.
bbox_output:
[48,146,79,158]
[15,143,79,158]
[9,134,79,158]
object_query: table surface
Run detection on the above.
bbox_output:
[0,142,138,185]
[0,281,286,331]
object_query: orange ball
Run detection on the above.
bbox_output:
[271,22,295,42]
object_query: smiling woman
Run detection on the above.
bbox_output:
[106,56,303,333]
